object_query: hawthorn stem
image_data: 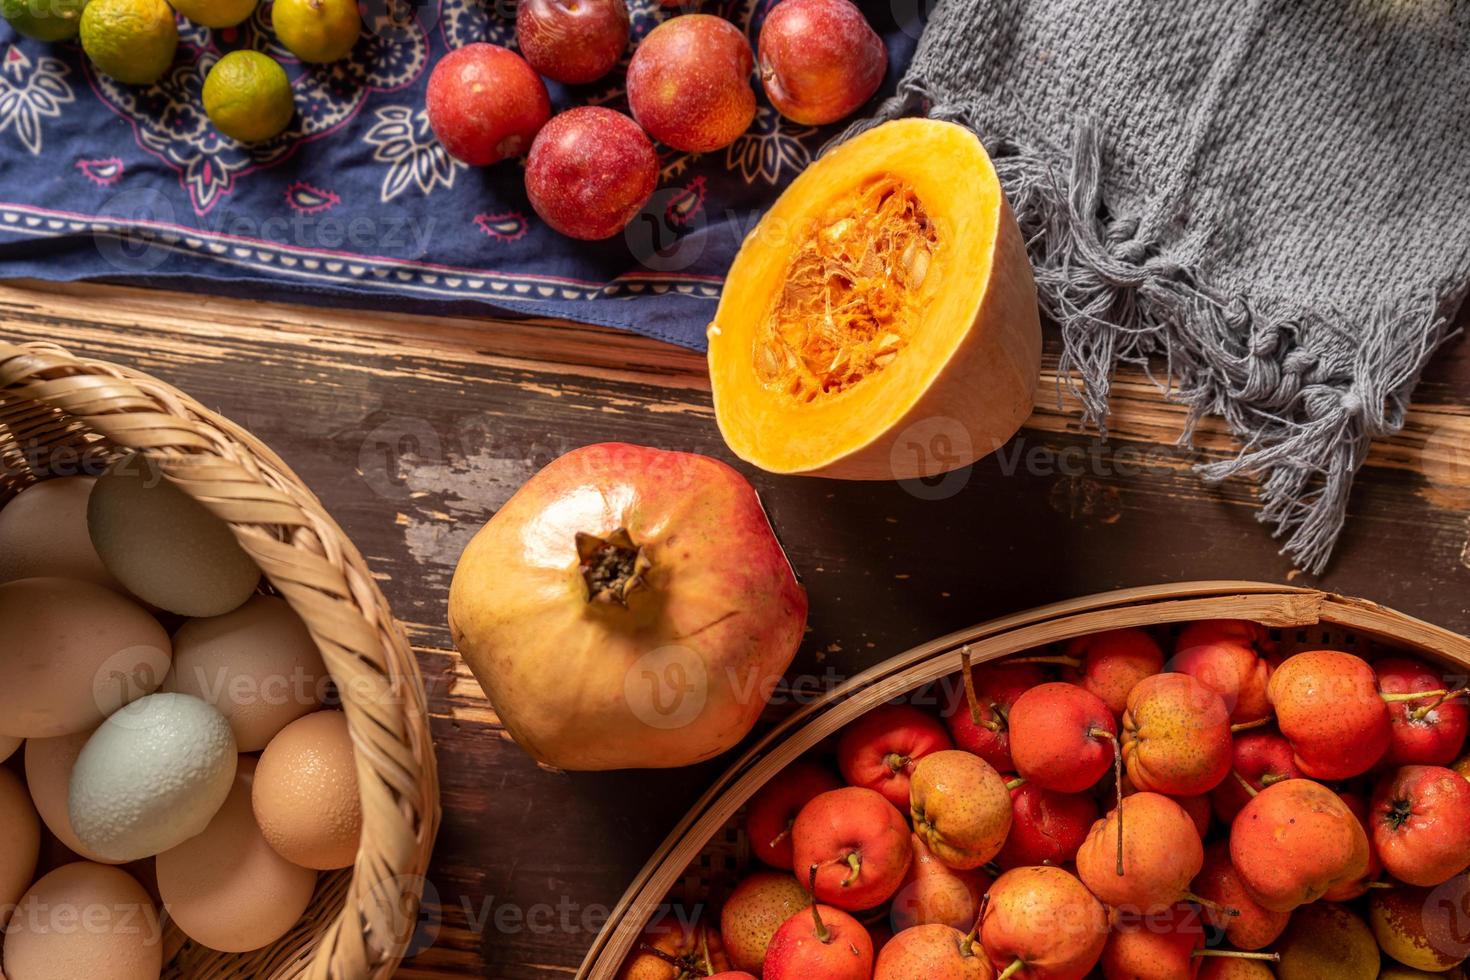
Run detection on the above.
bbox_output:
[1090,726,1124,877]
[1006,777,1027,791]
[961,648,984,728]
[1230,717,1273,733]
[840,852,862,888]
[1187,892,1240,917]
[1365,880,1395,890]
[1382,689,1452,704]
[768,819,793,851]
[997,959,1025,980]
[1193,950,1280,961]
[637,945,689,969]
[807,865,831,944]
[1232,770,1259,798]
[1260,772,1288,787]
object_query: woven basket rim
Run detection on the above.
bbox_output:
[0,339,442,980]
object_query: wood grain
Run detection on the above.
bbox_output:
[1,278,1468,979]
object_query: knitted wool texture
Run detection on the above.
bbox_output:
[847,0,1470,571]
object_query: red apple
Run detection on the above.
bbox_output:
[1372,764,1470,886]
[837,703,952,809]
[792,786,911,910]
[746,760,843,869]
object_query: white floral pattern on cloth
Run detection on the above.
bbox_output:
[1,45,75,155]
[363,104,465,202]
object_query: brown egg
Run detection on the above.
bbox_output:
[88,454,260,618]
[24,730,121,865]
[0,768,40,926]
[164,596,329,752]
[0,578,171,739]
[253,711,361,871]
[0,478,123,592]
[2,862,162,980]
[157,756,317,952]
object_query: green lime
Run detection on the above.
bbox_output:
[202,50,294,143]
[169,0,253,27]
[3,0,90,41]
[79,0,178,85]
[270,0,359,64]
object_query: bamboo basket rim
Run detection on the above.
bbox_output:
[0,339,442,980]
[576,580,1470,979]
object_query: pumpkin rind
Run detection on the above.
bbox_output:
[708,118,1041,479]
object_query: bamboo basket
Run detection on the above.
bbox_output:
[0,340,441,980]
[577,580,1470,979]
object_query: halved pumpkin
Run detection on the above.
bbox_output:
[707,118,1041,479]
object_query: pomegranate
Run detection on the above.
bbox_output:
[448,443,807,770]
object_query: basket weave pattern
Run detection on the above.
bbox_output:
[0,340,441,980]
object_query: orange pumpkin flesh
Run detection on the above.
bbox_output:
[708,118,1041,479]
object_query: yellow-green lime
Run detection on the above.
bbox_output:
[2,0,89,41]
[270,0,359,64]
[79,0,178,86]
[202,50,294,143]
[169,0,253,28]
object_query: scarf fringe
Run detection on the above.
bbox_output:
[837,80,1458,574]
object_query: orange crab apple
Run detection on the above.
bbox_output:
[1377,657,1468,767]
[1209,731,1300,824]
[1076,792,1205,914]
[1229,778,1369,911]
[1172,620,1276,725]
[943,660,1044,774]
[1008,683,1119,793]
[890,833,988,932]
[764,880,874,980]
[1371,764,1470,887]
[1268,650,1392,780]
[746,760,843,870]
[1191,841,1289,951]
[979,866,1107,980]
[1122,673,1233,796]
[995,781,1097,870]
[1059,628,1166,716]
[874,923,995,980]
[909,750,1011,870]
[837,703,952,809]
[792,786,911,910]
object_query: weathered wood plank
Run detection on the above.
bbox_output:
[1,278,1468,979]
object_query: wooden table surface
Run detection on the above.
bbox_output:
[3,278,1469,979]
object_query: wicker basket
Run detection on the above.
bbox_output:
[0,340,441,980]
[576,581,1470,979]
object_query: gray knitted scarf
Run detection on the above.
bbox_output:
[846,0,1470,572]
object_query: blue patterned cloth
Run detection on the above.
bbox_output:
[0,0,918,350]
